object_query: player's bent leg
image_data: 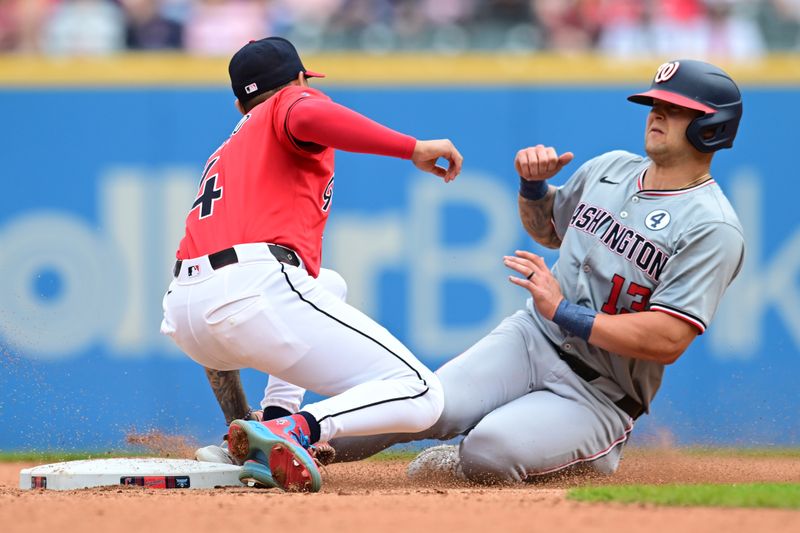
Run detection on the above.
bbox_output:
[328,357,505,462]
[330,382,462,463]
[429,310,554,435]
[165,252,388,488]
[244,263,445,442]
[295,361,444,442]
[457,389,631,484]
[330,310,548,462]
[584,445,623,475]
[171,258,441,446]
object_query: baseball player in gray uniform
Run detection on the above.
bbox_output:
[321,59,746,483]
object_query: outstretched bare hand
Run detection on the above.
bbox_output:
[412,139,463,183]
[504,250,564,320]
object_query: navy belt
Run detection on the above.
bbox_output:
[173,244,300,278]
[557,349,644,420]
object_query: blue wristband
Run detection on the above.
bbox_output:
[552,299,597,341]
[519,177,549,201]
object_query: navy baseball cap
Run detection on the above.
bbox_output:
[228,37,325,102]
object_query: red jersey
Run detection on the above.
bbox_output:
[177,85,416,277]
[178,86,335,276]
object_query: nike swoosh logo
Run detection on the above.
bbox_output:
[600,176,620,184]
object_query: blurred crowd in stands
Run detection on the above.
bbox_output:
[0,0,798,58]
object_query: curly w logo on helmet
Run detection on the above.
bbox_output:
[654,62,680,83]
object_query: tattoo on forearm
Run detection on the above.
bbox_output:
[204,367,251,425]
[518,188,562,249]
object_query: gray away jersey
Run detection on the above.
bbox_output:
[527,150,745,411]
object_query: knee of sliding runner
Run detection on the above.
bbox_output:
[459,432,527,484]
[586,443,623,475]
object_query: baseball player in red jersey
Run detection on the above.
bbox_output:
[161,37,462,492]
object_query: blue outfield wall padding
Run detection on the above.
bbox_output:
[0,85,797,449]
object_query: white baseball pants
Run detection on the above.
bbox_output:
[161,242,443,442]
[257,267,349,415]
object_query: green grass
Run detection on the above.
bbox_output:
[568,483,800,509]
[623,446,800,459]
[366,449,419,462]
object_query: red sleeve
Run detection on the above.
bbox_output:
[286,97,417,159]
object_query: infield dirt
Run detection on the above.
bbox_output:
[2,448,799,533]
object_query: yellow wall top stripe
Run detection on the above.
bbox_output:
[1,53,799,86]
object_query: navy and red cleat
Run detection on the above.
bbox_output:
[228,415,322,492]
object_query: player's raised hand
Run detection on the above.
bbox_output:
[412,139,463,183]
[515,145,574,182]
[504,250,564,320]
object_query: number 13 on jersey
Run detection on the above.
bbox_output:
[601,274,651,315]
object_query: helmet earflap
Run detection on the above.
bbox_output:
[686,102,742,153]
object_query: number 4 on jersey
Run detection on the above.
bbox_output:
[191,156,223,219]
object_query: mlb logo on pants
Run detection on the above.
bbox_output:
[188,265,201,277]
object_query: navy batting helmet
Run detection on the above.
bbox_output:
[628,60,743,153]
